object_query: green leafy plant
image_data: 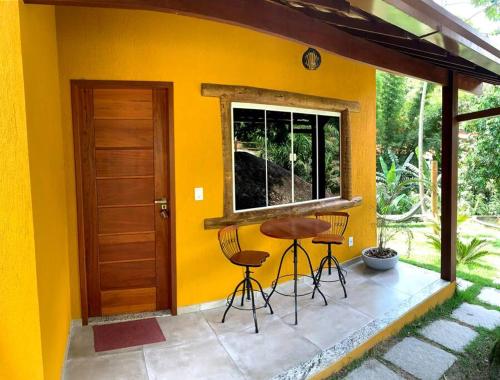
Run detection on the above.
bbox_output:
[374,152,419,257]
[457,238,493,266]
[376,151,419,215]
[425,216,492,266]
[406,147,439,214]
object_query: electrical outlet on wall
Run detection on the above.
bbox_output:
[348,236,354,247]
[194,187,204,201]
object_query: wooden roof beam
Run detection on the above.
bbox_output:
[294,4,412,38]
[456,107,500,123]
[344,29,447,57]
[290,0,351,13]
[24,0,485,91]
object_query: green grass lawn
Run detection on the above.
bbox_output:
[386,220,500,288]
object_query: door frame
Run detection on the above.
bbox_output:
[71,80,176,324]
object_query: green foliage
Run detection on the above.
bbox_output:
[292,133,312,182]
[253,118,341,196]
[425,216,493,266]
[377,70,499,217]
[376,152,419,215]
[324,122,341,195]
[457,238,493,265]
[376,72,407,157]
[458,84,500,216]
[376,152,419,250]
[376,72,442,164]
[471,0,500,22]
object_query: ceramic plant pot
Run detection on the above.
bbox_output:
[361,247,399,270]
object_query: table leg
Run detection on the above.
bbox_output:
[297,243,328,306]
[266,242,294,304]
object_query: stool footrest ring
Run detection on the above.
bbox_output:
[225,289,271,311]
[271,274,319,297]
[315,267,347,283]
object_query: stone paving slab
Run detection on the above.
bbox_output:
[420,319,478,352]
[343,359,403,380]
[457,279,473,291]
[452,302,500,329]
[477,287,500,308]
[384,337,456,380]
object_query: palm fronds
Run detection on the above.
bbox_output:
[425,216,493,266]
[457,238,491,265]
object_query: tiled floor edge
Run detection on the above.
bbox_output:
[177,256,363,315]
[272,279,455,380]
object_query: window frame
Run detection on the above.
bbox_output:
[231,102,342,213]
[202,83,362,229]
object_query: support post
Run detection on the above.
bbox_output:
[440,71,458,282]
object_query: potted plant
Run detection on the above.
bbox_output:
[362,153,419,270]
[362,216,400,270]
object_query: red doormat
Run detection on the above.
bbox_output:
[93,318,166,352]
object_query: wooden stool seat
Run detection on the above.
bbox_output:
[312,234,344,244]
[230,250,270,267]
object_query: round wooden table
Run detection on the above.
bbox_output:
[260,216,330,324]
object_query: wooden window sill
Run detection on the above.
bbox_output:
[204,196,362,229]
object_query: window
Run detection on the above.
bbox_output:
[201,83,358,229]
[232,103,341,211]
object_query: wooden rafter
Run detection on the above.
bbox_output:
[289,0,351,13]
[291,2,413,38]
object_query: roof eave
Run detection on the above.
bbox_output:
[349,0,500,75]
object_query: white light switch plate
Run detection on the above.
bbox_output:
[348,236,354,247]
[194,187,204,201]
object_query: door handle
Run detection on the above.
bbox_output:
[155,198,168,206]
[155,198,168,211]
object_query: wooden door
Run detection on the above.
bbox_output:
[72,82,172,318]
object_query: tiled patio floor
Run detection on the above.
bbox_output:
[64,260,449,380]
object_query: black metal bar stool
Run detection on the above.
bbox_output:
[218,225,273,333]
[312,211,349,298]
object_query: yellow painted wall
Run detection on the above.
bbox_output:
[19,3,72,379]
[55,6,377,314]
[0,1,44,379]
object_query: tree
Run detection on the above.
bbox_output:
[376,72,442,167]
[417,82,428,214]
[376,72,407,157]
[471,0,500,22]
[458,84,500,215]
[376,70,498,217]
